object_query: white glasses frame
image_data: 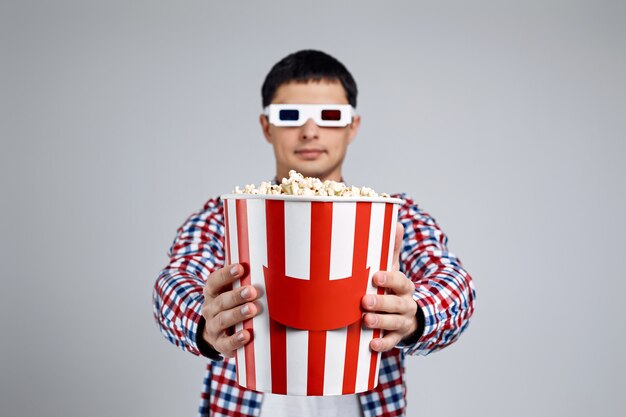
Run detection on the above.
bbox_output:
[263,104,356,127]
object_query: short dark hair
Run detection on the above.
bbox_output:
[261,50,358,108]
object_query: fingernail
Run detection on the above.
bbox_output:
[237,332,245,342]
[240,304,250,316]
[378,273,387,284]
[366,295,375,307]
[230,265,239,276]
[368,314,377,326]
[240,287,250,299]
[372,339,381,350]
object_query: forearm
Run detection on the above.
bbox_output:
[406,255,475,355]
[152,268,206,356]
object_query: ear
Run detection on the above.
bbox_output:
[259,114,273,143]
[347,114,361,144]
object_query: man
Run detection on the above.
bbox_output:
[153,50,475,417]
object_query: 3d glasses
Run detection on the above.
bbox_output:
[263,104,356,127]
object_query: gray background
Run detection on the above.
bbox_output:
[1,1,625,416]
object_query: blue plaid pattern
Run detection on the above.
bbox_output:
[153,193,475,416]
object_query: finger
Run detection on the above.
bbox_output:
[392,222,404,271]
[210,301,259,335]
[372,271,414,295]
[363,313,406,332]
[205,264,244,297]
[217,329,251,358]
[370,333,403,352]
[210,285,258,317]
[362,293,411,314]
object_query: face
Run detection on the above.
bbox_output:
[259,80,361,182]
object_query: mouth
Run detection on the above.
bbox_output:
[295,148,326,160]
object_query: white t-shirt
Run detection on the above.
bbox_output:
[260,393,363,417]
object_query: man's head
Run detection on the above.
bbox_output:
[261,50,358,108]
[259,50,361,182]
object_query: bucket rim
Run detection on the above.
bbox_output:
[220,194,404,205]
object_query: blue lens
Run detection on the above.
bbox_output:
[279,109,299,121]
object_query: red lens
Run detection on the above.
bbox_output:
[321,109,341,121]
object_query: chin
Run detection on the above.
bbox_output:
[297,167,335,181]
[285,165,315,177]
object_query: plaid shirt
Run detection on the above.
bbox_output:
[153,193,475,417]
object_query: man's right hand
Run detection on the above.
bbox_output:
[201,263,260,358]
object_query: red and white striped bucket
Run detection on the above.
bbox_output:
[221,194,402,396]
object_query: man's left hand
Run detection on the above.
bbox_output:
[361,222,419,352]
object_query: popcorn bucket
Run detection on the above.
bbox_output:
[221,194,402,396]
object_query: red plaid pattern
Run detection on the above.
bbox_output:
[153,193,475,416]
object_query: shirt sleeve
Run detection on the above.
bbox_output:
[394,193,476,356]
[152,197,225,359]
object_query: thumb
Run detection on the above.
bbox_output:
[392,222,404,271]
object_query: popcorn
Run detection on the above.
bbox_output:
[232,170,391,198]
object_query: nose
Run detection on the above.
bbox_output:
[300,118,319,141]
